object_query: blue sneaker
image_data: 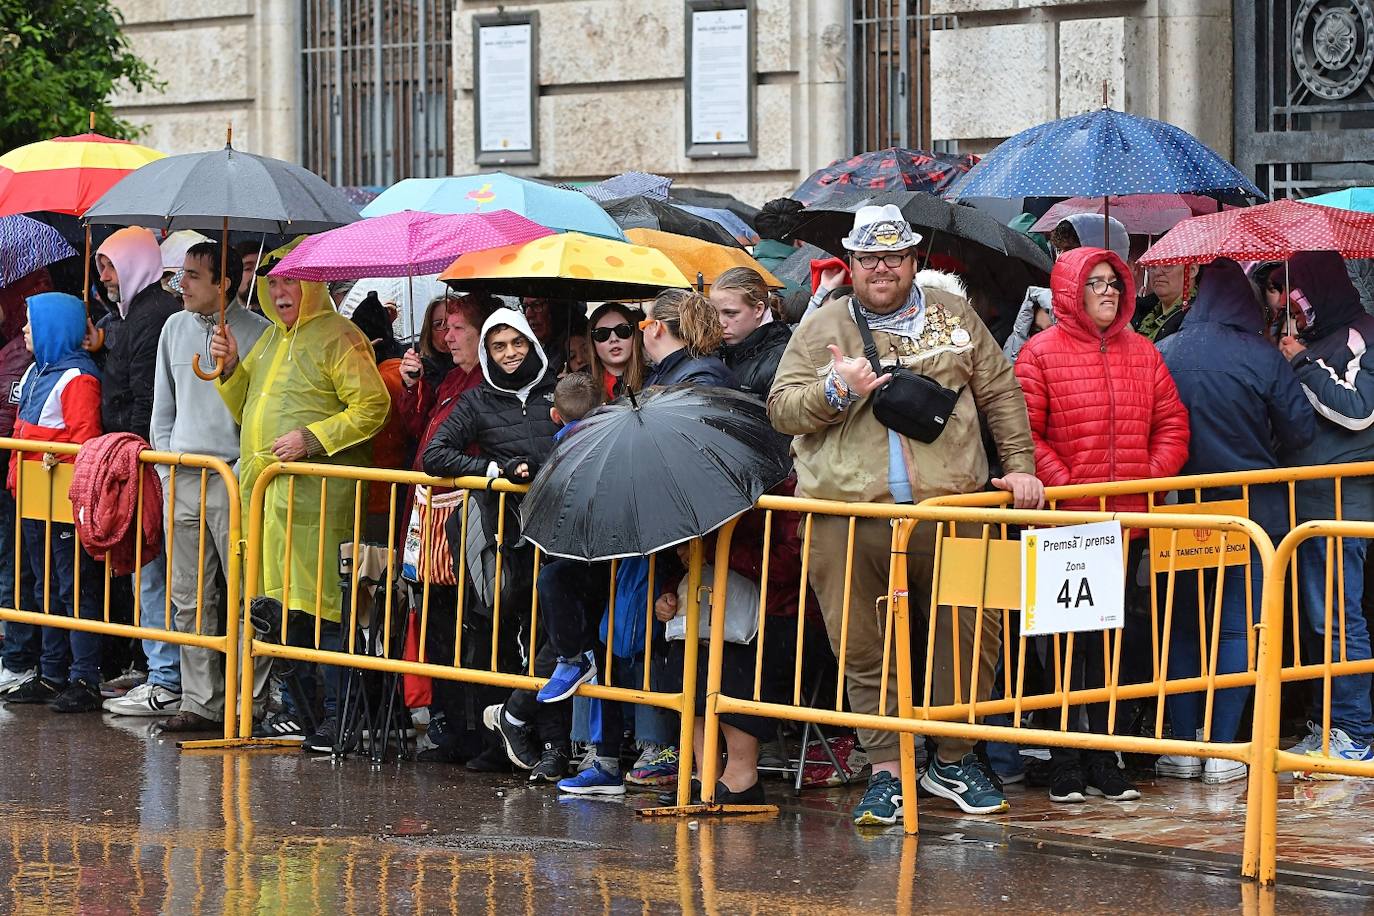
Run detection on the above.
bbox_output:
[557,761,625,796]
[538,653,596,704]
[1296,726,1374,780]
[852,771,903,826]
[919,752,1009,814]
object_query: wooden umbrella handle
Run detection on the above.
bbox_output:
[192,353,224,380]
[194,214,231,380]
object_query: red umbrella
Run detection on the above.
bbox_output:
[1138,199,1374,266]
[1031,194,1230,236]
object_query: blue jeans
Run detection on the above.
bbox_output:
[137,553,181,691]
[1165,557,1258,744]
[0,488,39,673]
[1297,536,1373,742]
[23,520,103,686]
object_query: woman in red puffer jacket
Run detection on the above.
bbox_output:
[1015,247,1190,512]
[1012,246,1189,806]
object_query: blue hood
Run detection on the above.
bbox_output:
[28,292,92,369]
[1185,258,1263,333]
[1288,250,1363,342]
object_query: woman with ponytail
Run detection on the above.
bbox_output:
[640,289,737,387]
[710,267,792,398]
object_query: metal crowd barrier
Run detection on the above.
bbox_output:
[0,437,244,740]
[224,461,708,807]
[693,495,1274,842]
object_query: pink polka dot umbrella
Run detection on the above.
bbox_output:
[269,209,554,281]
[1139,199,1374,267]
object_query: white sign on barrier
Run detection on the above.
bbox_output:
[1020,521,1125,636]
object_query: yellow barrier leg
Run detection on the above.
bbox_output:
[892,520,920,837]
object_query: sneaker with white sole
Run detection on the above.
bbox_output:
[1202,758,1248,785]
[920,753,1009,814]
[557,761,625,796]
[102,682,182,717]
[1285,721,1326,756]
[1295,726,1374,780]
[99,667,148,698]
[626,745,679,787]
[1155,752,1202,779]
[0,666,36,696]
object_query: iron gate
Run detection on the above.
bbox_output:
[846,1,955,154]
[1234,0,1374,198]
[301,0,454,186]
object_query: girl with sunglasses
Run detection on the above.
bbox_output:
[587,302,647,400]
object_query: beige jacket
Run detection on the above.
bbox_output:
[768,274,1035,504]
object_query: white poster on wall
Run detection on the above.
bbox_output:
[477,24,534,154]
[689,8,749,145]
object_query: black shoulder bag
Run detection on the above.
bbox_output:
[850,302,960,444]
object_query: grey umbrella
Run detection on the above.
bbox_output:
[85,134,359,379]
[83,140,358,235]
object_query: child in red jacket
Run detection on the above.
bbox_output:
[4,292,105,712]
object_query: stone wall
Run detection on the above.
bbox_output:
[110,0,298,160]
[451,0,851,206]
[929,0,1233,159]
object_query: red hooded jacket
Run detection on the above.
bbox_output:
[1014,247,1190,514]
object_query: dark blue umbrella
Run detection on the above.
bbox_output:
[944,107,1263,201]
[0,215,77,288]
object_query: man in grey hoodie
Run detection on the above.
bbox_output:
[150,242,271,732]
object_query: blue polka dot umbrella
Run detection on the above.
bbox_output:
[943,107,1263,201]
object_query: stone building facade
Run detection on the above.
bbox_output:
[110,0,1238,205]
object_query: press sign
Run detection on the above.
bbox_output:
[1020,521,1125,636]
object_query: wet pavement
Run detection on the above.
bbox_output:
[0,706,1369,913]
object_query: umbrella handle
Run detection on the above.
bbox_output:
[193,353,224,381]
[82,327,104,352]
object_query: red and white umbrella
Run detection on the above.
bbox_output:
[1139,199,1374,267]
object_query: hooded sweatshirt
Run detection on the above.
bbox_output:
[1282,250,1374,520]
[95,226,182,439]
[422,308,559,480]
[1014,247,1190,513]
[9,293,102,490]
[1062,214,1130,263]
[150,299,270,465]
[1159,259,1314,534]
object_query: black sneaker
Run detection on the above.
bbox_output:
[464,745,512,773]
[5,676,62,705]
[302,716,340,754]
[1085,753,1141,801]
[252,711,307,741]
[50,680,102,713]
[482,703,539,770]
[530,743,571,783]
[1048,761,1087,803]
[416,744,465,764]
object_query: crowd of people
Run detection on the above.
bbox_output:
[0,197,1367,832]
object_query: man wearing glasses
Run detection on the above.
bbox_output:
[769,204,1043,827]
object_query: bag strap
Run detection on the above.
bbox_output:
[849,301,885,377]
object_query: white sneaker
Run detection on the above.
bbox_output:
[1155,753,1202,779]
[0,666,36,695]
[1295,726,1374,780]
[1202,758,1248,785]
[629,743,663,772]
[102,682,182,716]
[1285,721,1325,755]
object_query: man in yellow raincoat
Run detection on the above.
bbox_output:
[209,243,390,742]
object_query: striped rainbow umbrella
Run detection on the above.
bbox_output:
[0,130,165,218]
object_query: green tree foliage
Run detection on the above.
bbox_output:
[0,0,162,150]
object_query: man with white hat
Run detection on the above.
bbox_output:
[769,204,1043,826]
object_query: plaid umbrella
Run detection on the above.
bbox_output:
[794,148,979,205]
[1139,199,1374,266]
[0,214,77,287]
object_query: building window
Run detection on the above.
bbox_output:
[301,0,455,186]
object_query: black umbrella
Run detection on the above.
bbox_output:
[772,241,834,288]
[601,196,742,248]
[519,386,791,561]
[84,131,359,378]
[668,186,760,227]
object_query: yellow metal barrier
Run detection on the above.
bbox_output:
[0,437,245,740]
[227,460,709,808]
[694,495,1274,844]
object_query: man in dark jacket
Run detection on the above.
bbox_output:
[1158,259,1314,781]
[1278,250,1374,763]
[422,307,559,772]
[93,226,184,715]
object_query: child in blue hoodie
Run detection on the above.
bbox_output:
[4,292,105,712]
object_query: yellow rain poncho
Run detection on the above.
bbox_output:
[217,258,390,622]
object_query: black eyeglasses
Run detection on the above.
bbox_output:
[591,323,634,343]
[853,253,911,270]
[1084,278,1127,295]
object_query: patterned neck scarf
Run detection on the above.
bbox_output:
[856,281,925,340]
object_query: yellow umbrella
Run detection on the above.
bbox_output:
[624,227,784,289]
[440,231,691,300]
